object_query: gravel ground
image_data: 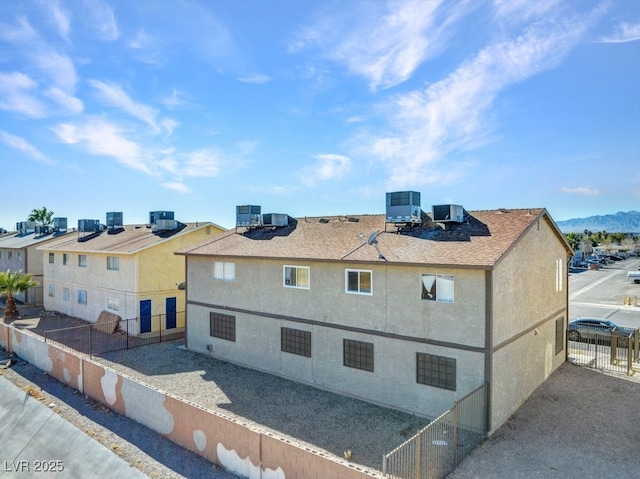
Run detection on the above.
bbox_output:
[2,305,429,474]
[3,304,640,478]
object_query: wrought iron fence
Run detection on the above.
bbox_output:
[44,313,185,358]
[383,383,487,479]
[567,330,639,376]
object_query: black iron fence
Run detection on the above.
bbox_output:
[44,313,185,358]
[568,329,639,376]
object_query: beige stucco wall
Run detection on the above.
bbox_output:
[490,217,568,430]
[186,256,487,418]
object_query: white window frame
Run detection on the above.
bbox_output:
[345,269,372,295]
[48,252,54,263]
[63,253,68,265]
[107,256,119,271]
[107,297,120,312]
[48,284,55,298]
[213,261,235,281]
[78,254,87,267]
[62,287,70,302]
[556,258,563,292]
[283,265,310,289]
[77,290,87,305]
[421,274,454,303]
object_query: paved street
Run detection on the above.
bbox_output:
[569,256,640,329]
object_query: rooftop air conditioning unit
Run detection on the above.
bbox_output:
[16,221,36,236]
[106,212,123,229]
[53,217,68,232]
[386,191,422,224]
[149,211,174,224]
[432,204,464,223]
[236,205,262,227]
[35,225,51,235]
[78,219,100,233]
[262,213,288,227]
[152,219,178,232]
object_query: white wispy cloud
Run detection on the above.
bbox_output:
[301,154,351,186]
[0,130,54,164]
[51,117,151,174]
[0,72,47,118]
[560,186,600,196]
[238,74,271,84]
[84,0,119,41]
[368,6,604,189]
[291,0,471,91]
[0,15,81,117]
[600,21,640,43]
[42,0,72,42]
[160,182,192,194]
[88,80,175,134]
[493,0,561,23]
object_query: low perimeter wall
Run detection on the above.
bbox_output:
[0,322,381,479]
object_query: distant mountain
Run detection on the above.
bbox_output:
[556,211,640,233]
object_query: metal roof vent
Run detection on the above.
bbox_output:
[236,205,262,227]
[386,191,422,225]
[432,204,464,223]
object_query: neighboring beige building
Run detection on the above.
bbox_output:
[177,197,573,433]
[39,212,224,334]
[0,220,73,305]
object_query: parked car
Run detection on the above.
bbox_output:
[568,318,636,346]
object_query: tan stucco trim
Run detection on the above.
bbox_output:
[492,306,567,353]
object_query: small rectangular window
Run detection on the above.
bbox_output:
[556,259,563,292]
[62,288,70,302]
[345,269,372,295]
[63,253,68,266]
[281,327,311,357]
[421,274,454,303]
[284,266,310,289]
[210,312,236,341]
[213,262,235,281]
[343,339,374,372]
[107,297,120,312]
[555,317,564,355]
[78,255,87,267]
[417,353,456,391]
[77,290,87,305]
[49,252,54,264]
[107,256,119,271]
[48,284,55,297]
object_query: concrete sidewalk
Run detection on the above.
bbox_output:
[0,377,147,478]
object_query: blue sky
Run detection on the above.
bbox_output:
[1,0,639,231]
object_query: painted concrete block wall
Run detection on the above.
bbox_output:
[187,257,486,348]
[1,326,83,391]
[187,303,485,418]
[490,316,564,431]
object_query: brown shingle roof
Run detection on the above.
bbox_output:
[177,208,563,268]
[37,223,211,254]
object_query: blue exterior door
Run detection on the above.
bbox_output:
[166,297,177,329]
[140,300,152,333]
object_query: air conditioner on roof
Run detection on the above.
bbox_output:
[236,205,262,227]
[152,219,178,232]
[386,191,422,224]
[262,213,288,227]
[53,217,68,232]
[432,204,464,223]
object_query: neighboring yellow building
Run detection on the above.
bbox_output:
[39,212,224,334]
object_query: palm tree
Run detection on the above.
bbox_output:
[0,270,39,320]
[27,207,54,227]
